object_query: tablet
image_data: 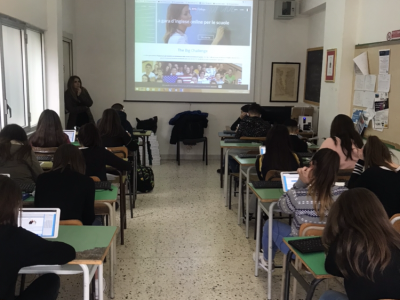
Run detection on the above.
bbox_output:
[18,208,61,238]
[63,130,76,143]
[280,172,299,192]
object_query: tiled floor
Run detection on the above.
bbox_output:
[52,159,345,299]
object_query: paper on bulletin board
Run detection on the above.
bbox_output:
[378,74,391,92]
[362,91,375,108]
[354,75,376,91]
[373,92,389,130]
[353,52,369,75]
[379,49,390,74]
[353,91,363,106]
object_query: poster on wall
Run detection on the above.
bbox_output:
[270,62,300,102]
[325,49,337,82]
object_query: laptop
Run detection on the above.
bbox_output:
[63,130,76,143]
[280,172,299,192]
[18,208,61,238]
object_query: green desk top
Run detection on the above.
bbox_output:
[232,155,256,166]
[249,183,283,202]
[24,185,118,203]
[48,225,117,264]
[72,141,80,146]
[220,141,262,148]
[284,236,330,278]
[308,144,319,150]
[133,130,152,136]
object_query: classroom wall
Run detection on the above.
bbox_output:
[307,9,325,49]
[0,0,47,29]
[74,0,314,159]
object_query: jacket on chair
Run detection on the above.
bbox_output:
[169,111,208,144]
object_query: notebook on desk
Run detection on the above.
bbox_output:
[280,172,299,192]
[18,208,61,238]
[63,130,76,143]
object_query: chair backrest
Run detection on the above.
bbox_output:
[106,146,128,159]
[299,223,325,237]
[60,219,83,226]
[390,214,400,233]
[336,169,353,182]
[265,170,283,182]
[32,146,58,155]
[90,176,101,182]
[240,136,266,141]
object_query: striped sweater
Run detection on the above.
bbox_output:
[277,179,348,236]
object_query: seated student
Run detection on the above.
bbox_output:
[284,119,308,153]
[98,109,138,152]
[111,103,134,136]
[235,103,271,138]
[29,109,70,147]
[0,124,43,184]
[230,104,250,131]
[348,136,400,218]
[254,149,346,271]
[321,188,400,300]
[0,175,76,300]
[79,123,132,181]
[34,144,96,225]
[256,125,302,180]
[320,114,363,169]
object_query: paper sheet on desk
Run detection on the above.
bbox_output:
[353,52,369,75]
[379,49,390,74]
[378,74,391,92]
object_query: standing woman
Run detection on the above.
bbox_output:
[319,114,363,169]
[29,109,70,147]
[65,76,95,129]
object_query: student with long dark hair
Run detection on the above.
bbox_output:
[79,123,132,181]
[256,125,302,180]
[320,114,363,169]
[29,109,70,147]
[348,136,400,218]
[254,149,347,272]
[321,188,400,300]
[0,124,43,184]
[34,144,95,225]
[98,109,138,152]
[0,175,75,300]
[64,75,94,129]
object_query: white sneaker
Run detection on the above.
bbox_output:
[253,252,275,272]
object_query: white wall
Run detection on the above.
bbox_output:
[62,0,75,36]
[75,0,313,158]
[307,9,325,49]
[0,0,47,29]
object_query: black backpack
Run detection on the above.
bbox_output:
[137,166,154,193]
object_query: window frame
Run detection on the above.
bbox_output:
[0,14,46,133]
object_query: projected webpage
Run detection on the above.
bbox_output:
[134,0,253,94]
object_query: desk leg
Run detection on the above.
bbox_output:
[283,250,292,300]
[220,148,223,188]
[98,263,104,300]
[102,202,115,299]
[237,166,243,225]
[224,149,230,204]
[79,264,90,300]
[255,200,262,277]
[267,202,276,300]
[245,166,254,238]
[142,137,146,166]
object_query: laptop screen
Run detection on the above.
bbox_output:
[63,130,76,142]
[281,173,299,192]
[19,208,60,238]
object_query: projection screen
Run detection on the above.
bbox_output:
[126,0,258,102]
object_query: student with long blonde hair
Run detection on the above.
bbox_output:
[254,149,347,272]
[321,188,400,300]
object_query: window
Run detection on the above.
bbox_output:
[0,16,45,131]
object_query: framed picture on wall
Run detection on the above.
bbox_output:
[325,49,337,82]
[270,62,300,102]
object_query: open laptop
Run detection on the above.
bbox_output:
[18,208,61,238]
[280,172,299,192]
[63,130,76,143]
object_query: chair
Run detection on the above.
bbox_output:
[337,169,353,183]
[281,223,325,300]
[176,137,208,166]
[240,136,266,142]
[90,176,101,182]
[60,219,83,226]
[390,214,400,233]
[32,146,58,160]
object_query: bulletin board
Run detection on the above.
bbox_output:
[351,40,400,149]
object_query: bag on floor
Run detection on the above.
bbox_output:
[137,165,154,193]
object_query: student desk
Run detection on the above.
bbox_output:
[220,141,262,198]
[19,226,117,300]
[218,132,235,139]
[133,130,152,166]
[308,144,319,152]
[232,156,257,238]
[251,184,284,300]
[282,237,333,300]
[72,141,80,147]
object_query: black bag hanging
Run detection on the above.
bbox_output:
[137,165,154,193]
